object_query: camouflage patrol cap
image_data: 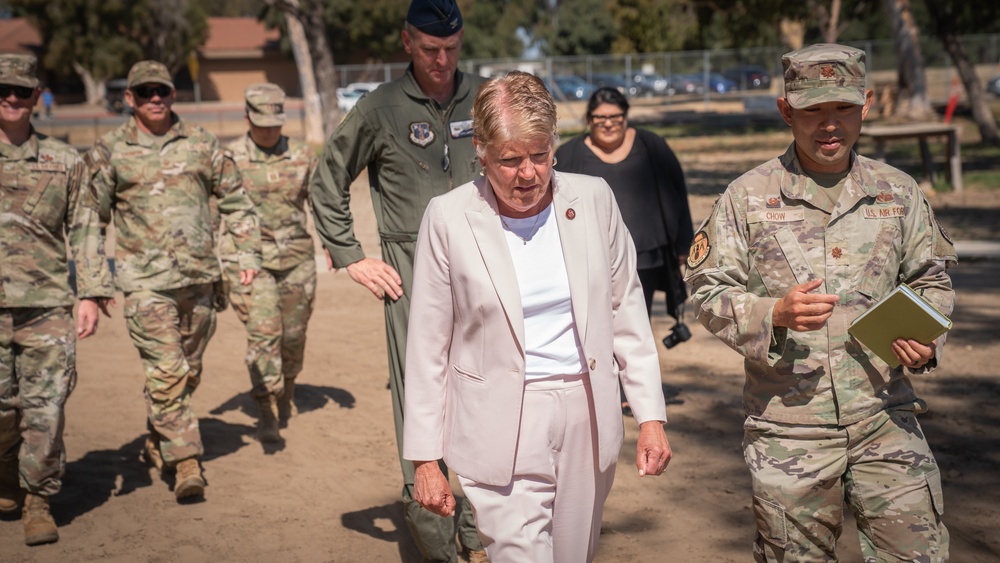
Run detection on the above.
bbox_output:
[782,43,867,109]
[0,54,39,88]
[127,60,174,89]
[245,83,286,127]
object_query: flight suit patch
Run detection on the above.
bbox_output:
[409,122,435,147]
[450,119,473,139]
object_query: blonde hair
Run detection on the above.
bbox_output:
[472,71,558,158]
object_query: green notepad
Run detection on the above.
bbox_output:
[848,283,952,368]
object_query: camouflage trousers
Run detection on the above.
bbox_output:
[223,258,316,398]
[743,407,948,562]
[0,306,75,496]
[124,284,216,465]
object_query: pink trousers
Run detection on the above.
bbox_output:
[458,374,617,563]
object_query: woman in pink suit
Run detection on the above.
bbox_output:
[402,71,673,563]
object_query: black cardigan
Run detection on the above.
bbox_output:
[555,128,694,316]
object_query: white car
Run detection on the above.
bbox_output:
[336,82,381,113]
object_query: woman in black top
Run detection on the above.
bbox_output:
[555,88,694,321]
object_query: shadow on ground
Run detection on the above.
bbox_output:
[341,501,423,562]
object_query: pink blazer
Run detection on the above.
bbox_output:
[402,171,667,486]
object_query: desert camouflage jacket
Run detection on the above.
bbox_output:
[685,143,956,425]
[1,130,112,307]
[220,134,316,271]
[83,114,261,293]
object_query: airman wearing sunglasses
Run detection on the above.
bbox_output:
[82,60,261,502]
[0,54,113,546]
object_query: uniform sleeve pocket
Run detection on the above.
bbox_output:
[924,468,945,516]
[857,221,901,300]
[21,173,68,232]
[752,495,789,548]
[752,227,815,297]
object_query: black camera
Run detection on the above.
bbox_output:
[661,322,692,349]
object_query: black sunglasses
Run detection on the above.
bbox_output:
[0,85,35,100]
[131,85,173,99]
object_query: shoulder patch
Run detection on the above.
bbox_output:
[687,230,712,269]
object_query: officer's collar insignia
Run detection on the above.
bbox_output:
[766,197,781,208]
[875,192,894,204]
[409,122,435,148]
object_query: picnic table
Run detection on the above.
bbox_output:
[860,122,962,192]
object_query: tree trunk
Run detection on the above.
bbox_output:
[778,18,805,52]
[265,0,340,138]
[923,0,1000,144]
[72,61,106,107]
[285,14,325,145]
[301,0,340,138]
[810,0,843,43]
[883,0,934,121]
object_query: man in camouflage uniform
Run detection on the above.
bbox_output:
[222,83,317,443]
[82,61,261,501]
[684,44,954,562]
[310,1,486,560]
[0,54,112,545]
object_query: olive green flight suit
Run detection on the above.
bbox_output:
[311,66,485,562]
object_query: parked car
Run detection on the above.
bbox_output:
[590,73,654,98]
[722,65,772,90]
[707,72,738,94]
[665,74,705,95]
[987,76,1000,97]
[105,78,130,114]
[336,82,381,113]
[631,73,672,96]
[544,75,596,101]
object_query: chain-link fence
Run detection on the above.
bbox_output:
[332,33,1000,106]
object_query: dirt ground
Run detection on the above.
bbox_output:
[3,159,1000,562]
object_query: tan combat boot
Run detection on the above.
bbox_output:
[277,378,297,421]
[174,458,205,500]
[256,394,281,443]
[23,493,58,546]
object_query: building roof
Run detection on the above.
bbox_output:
[0,17,280,58]
[202,17,281,58]
[0,18,41,54]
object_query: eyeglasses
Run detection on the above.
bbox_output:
[590,113,626,125]
[0,85,35,100]
[131,85,173,99]
[442,142,450,172]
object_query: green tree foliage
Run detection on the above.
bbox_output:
[545,0,617,56]
[611,0,699,53]
[461,0,542,59]
[11,0,208,81]
[324,0,409,62]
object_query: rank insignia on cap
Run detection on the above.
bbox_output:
[821,65,836,78]
[687,230,712,269]
[566,208,576,220]
[875,192,894,204]
[766,197,781,208]
[409,122,435,148]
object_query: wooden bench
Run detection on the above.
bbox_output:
[860,123,962,192]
